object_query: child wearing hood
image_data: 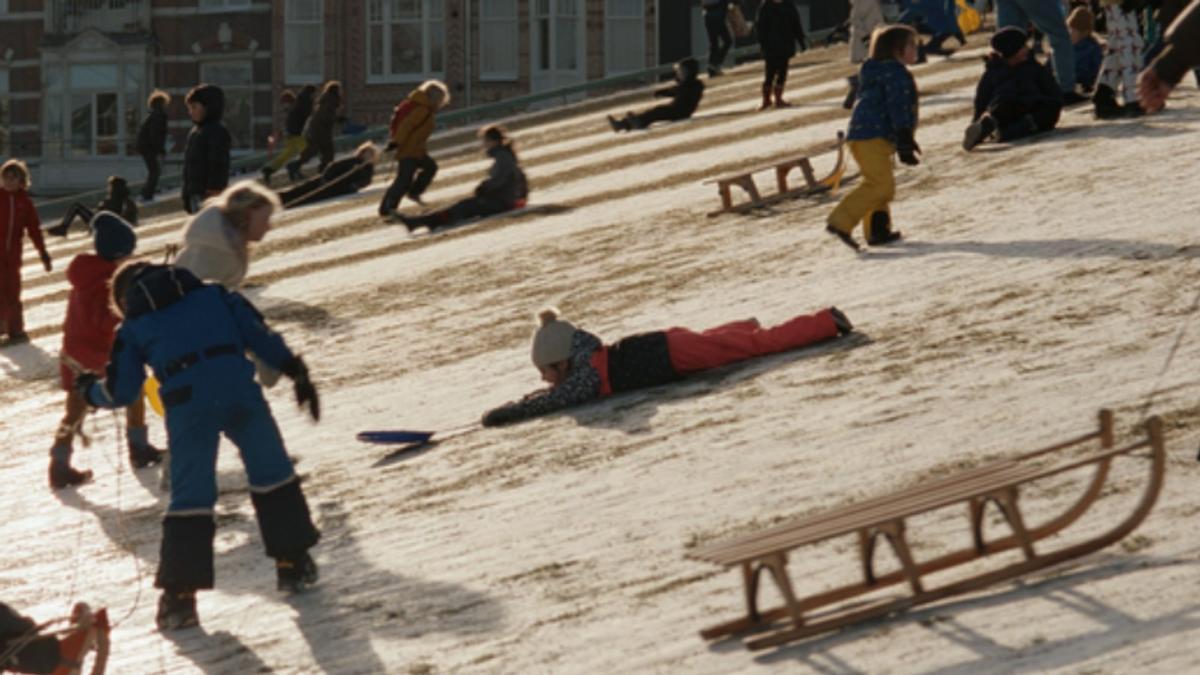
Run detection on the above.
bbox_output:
[379,80,450,218]
[826,25,920,251]
[181,84,232,214]
[482,306,852,427]
[137,89,171,201]
[262,86,315,184]
[608,57,705,131]
[393,126,527,231]
[962,27,1064,151]
[49,175,139,237]
[49,211,163,490]
[0,159,51,346]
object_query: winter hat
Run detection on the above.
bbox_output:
[530,308,577,368]
[1067,6,1094,35]
[676,57,700,80]
[91,211,137,261]
[990,27,1028,59]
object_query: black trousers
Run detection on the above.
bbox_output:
[988,97,1062,141]
[141,153,161,200]
[380,155,438,214]
[294,134,335,173]
[58,203,94,233]
[408,196,511,230]
[764,54,790,89]
[705,12,732,69]
[631,104,687,129]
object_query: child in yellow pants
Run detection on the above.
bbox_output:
[262,86,315,183]
[827,25,921,251]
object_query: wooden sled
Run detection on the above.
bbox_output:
[688,410,1165,650]
[705,132,848,218]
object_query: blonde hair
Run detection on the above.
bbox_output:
[355,141,380,163]
[217,180,281,230]
[147,89,171,109]
[420,80,450,108]
[0,159,31,190]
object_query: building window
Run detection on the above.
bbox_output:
[199,0,252,10]
[0,70,9,159]
[200,61,254,150]
[480,0,518,81]
[285,0,323,83]
[367,0,445,83]
[605,0,644,75]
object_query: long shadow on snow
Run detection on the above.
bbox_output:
[57,483,503,673]
[739,553,1200,675]
[566,332,872,435]
[162,627,275,675]
[863,237,1200,262]
[0,340,57,382]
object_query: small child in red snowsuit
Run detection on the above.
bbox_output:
[0,159,51,345]
[49,211,163,490]
[482,306,853,426]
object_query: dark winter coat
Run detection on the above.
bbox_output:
[281,157,375,209]
[481,329,681,427]
[702,0,730,18]
[474,145,528,208]
[1073,36,1103,91]
[286,87,315,137]
[847,58,919,143]
[182,85,232,205]
[136,107,168,156]
[756,1,807,58]
[99,178,138,225]
[972,55,1064,121]
[0,602,61,674]
[899,0,958,36]
[654,72,706,119]
[1152,0,1200,85]
[303,87,342,145]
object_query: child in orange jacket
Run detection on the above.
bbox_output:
[0,159,51,346]
[379,80,449,218]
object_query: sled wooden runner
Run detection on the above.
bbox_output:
[705,132,848,217]
[688,410,1166,650]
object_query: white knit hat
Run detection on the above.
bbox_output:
[530,308,577,367]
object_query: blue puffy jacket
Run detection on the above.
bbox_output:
[847,58,919,144]
[1073,36,1103,91]
[85,265,295,410]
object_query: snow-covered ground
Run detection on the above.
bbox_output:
[4,35,1200,674]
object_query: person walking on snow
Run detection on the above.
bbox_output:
[962,28,1064,150]
[77,262,322,630]
[607,58,705,131]
[702,0,740,76]
[49,212,163,490]
[262,86,315,184]
[995,0,1086,102]
[826,25,921,251]
[755,0,808,110]
[0,159,51,346]
[846,0,887,109]
[481,306,853,427]
[379,80,450,219]
[137,89,170,202]
[181,84,232,214]
[289,81,342,178]
[394,125,527,231]
[1093,0,1147,118]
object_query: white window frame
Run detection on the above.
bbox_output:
[198,0,253,12]
[284,0,324,83]
[366,0,445,84]
[604,0,645,75]
[480,0,519,81]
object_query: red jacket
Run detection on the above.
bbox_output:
[0,188,47,266]
[61,255,120,371]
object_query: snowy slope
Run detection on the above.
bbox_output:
[4,35,1200,675]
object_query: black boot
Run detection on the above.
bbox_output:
[759,84,773,111]
[962,113,998,151]
[1122,100,1146,118]
[276,552,319,594]
[48,460,93,490]
[156,590,199,631]
[866,211,902,246]
[260,166,274,185]
[842,75,859,110]
[830,307,854,336]
[127,426,164,469]
[1093,84,1124,119]
[606,114,623,132]
[825,224,862,252]
[47,213,74,238]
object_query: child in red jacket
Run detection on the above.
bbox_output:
[0,159,51,345]
[50,212,163,489]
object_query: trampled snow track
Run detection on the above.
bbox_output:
[4,34,1200,674]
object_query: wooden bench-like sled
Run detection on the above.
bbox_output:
[688,410,1165,650]
[705,132,849,218]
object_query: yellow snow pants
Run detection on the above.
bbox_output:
[827,138,895,237]
[267,135,307,171]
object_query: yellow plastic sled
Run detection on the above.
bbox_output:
[957,0,982,35]
[144,375,165,417]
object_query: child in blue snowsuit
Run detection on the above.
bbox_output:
[78,263,321,631]
[900,0,965,56]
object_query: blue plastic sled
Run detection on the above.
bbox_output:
[357,430,436,445]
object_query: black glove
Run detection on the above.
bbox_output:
[798,38,808,53]
[896,128,921,166]
[283,357,320,421]
[384,141,397,152]
[74,373,99,405]
[40,251,52,272]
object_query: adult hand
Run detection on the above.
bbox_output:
[1137,68,1172,114]
[40,251,52,272]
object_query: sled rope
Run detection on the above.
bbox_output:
[1138,284,1200,421]
[280,158,379,210]
[106,411,146,630]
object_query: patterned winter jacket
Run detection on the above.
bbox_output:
[847,58,918,144]
[482,329,683,427]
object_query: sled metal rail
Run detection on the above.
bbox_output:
[689,410,1166,650]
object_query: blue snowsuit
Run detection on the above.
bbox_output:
[899,0,959,39]
[84,265,318,591]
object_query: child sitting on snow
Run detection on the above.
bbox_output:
[77,262,321,630]
[279,141,379,209]
[481,306,852,427]
[48,175,139,238]
[1068,6,1103,94]
[826,25,921,251]
[393,125,527,232]
[962,27,1064,151]
[49,212,163,490]
[607,57,705,132]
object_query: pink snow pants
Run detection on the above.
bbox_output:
[665,309,839,374]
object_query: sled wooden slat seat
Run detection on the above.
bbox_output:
[688,410,1166,650]
[704,132,848,217]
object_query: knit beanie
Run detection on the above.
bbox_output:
[1067,6,1094,35]
[530,308,577,368]
[991,27,1028,59]
[91,211,137,261]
